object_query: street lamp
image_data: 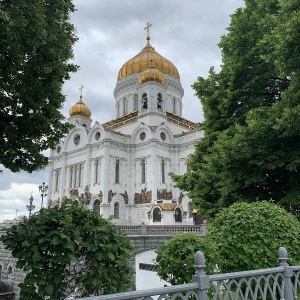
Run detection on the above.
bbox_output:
[84,184,90,207]
[39,182,48,209]
[26,194,35,218]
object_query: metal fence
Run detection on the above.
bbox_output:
[77,247,300,300]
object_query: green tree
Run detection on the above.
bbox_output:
[0,200,133,299]
[172,0,300,219]
[155,232,217,285]
[0,0,78,173]
[207,201,300,273]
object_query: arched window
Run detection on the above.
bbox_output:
[78,164,82,187]
[93,199,100,214]
[161,159,165,184]
[69,166,73,188]
[123,97,127,115]
[142,93,148,109]
[173,97,176,114]
[114,202,120,219]
[157,93,162,109]
[95,159,99,184]
[134,94,138,110]
[8,266,12,274]
[141,159,146,184]
[115,159,120,184]
[175,208,182,222]
[153,207,161,222]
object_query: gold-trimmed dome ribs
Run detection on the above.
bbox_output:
[138,60,166,85]
[118,42,180,82]
[69,96,91,118]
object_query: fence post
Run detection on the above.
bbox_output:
[278,247,294,300]
[192,251,210,300]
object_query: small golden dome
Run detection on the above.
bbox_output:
[138,59,166,85]
[117,40,180,82]
[69,95,91,118]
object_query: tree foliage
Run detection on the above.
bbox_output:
[0,200,133,299]
[155,232,217,285]
[155,202,300,284]
[172,0,300,219]
[0,0,78,173]
[207,201,300,273]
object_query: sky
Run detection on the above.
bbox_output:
[0,0,244,222]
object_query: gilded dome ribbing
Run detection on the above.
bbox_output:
[117,39,180,82]
[69,95,91,118]
[138,59,166,85]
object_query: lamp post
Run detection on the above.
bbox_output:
[26,194,35,218]
[84,184,90,207]
[39,182,48,209]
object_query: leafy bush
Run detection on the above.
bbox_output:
[155,232,217,285]
[0,200,133,299]
[207,201,300,273]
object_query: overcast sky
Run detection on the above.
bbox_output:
[0,0,243,222]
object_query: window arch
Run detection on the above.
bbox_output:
[93,199,100,214]
[95,159,100,184]
[141,158,146,184]
[114,202,120,219]
[175,207,182,222]
[157,93,162,109]
[153,207,162,222]
[142,93,148,109]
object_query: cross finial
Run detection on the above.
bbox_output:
[79,84,84,98]
[144,22,152,43]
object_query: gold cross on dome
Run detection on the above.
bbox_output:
[79,84,84,97]
[144,22,152,38]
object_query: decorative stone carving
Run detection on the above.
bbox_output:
[121,191,129,204]
[178,192,184,204]
[134,189,152,204]
[48,199,52,208]
[157,189,173,200]
[98,191,103,202]
[69,189,79,197]
[108,190,116,202]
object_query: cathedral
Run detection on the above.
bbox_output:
[47,25,203,225]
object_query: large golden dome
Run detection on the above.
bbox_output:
[138,60,166,85]
[69,88,91,118]
[117,37,180,82]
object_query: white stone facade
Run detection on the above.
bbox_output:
[47,41,203,226]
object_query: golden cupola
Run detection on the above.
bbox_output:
[69,85,91,118]
[117,23,180,82]
[138,59,166,85]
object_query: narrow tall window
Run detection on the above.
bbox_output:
[95,159,99,184]
[141,159,146,184]
[157,93,162,109]
[161,159,165,184]
[115,159,120,184]
[134,94,138,110]
[74,165,77,187]
[114,202,120,219]
[55,170,59,192]
[123,97,127,115]
[69,166,73,188]
[142,93,148,109]
[173,97,176,114]
[78,164,82,187]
